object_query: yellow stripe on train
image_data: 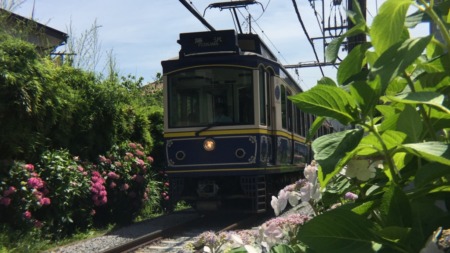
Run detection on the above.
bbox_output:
[164,129,306,142]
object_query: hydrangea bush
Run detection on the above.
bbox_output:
[0,142,160,238]
[90,142,160,225]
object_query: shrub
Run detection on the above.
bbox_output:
[88,141,159,225]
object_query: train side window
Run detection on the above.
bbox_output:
[294,108,301,135]
[259,68,267,126]
[300,111,306,137]
[286,89,293,132]
[281,85,287,129]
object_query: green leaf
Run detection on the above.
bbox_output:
[271,244,296,253]
[405,10,429,28]
[402,142,450,166]
[379,226,412,250]
[429,108,450,131]
[317,76,337,86]
[313,129,364,186]
[370,36,433,92]
[380,184,412,227]
[350,200,378,216]
[370,0,413,55]
[392,152,412,172]
[397,105,422,143]
[382,130,408,151]
[289,86,359,125]
[306,116,326,143]
[297,208,380,253]
[387,91,450,114]
[356,134,383,156]
[415,162,450,188]
[337,42,371,85]
[349,78,380,119]
[326,23,366,63]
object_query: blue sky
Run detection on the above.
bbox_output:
[12,0,428,90]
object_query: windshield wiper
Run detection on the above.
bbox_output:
[195,123,218,136]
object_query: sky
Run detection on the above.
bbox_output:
[11,0,429,90]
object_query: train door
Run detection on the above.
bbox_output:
[258,66,273,165]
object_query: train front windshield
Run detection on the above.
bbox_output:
[167,67,254,128]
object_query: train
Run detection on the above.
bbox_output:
[161,29,332,212]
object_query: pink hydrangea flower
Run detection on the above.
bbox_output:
[27,177,44,189]
[135,150,145,157]
[3,186,16,196]
[120,183,129,191]
[23,211,32,219]
[107,171,120,179]
[136,159,145,168]
[39,197,51,206]
[128,142,137,149]
[24,164,34,171]
[0,197,11,206]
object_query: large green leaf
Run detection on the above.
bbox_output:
[387,91,450,114]
[370,0,413,55]
[370,36,433,92]
[415,162,450,188]
[337,42,371,85]
[289,86,359,125]
[401,142,450,166]
[380,184,412,227]
[297,208,380,253]
[313,129,364,186]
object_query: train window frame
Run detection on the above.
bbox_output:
[166,67,255,128]
[259,67,268,126]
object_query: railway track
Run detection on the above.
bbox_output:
[101,211,271,253]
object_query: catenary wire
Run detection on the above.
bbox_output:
[291,0,324,76]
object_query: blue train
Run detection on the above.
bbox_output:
[161,29,332,212]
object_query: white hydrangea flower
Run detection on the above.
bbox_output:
[287,191,301,206]
[270,189,288,216]
[345,159,376,181]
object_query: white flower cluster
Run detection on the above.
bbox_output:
[271,161,321,216]
[342,159,383,181]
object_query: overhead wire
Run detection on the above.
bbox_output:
[291,0,324,77]
[237,8,290,65]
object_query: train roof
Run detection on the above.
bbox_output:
[162,30,303,92]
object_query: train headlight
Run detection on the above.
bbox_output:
[203,138,215,151]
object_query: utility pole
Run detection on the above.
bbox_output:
[347,0,366,52]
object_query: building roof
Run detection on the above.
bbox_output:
[0,8,68,53]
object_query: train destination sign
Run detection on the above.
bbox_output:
[178,30,239,56]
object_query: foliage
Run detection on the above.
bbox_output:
[0,32,162,162]
[37,150,93,237]
[284,0,450,252]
